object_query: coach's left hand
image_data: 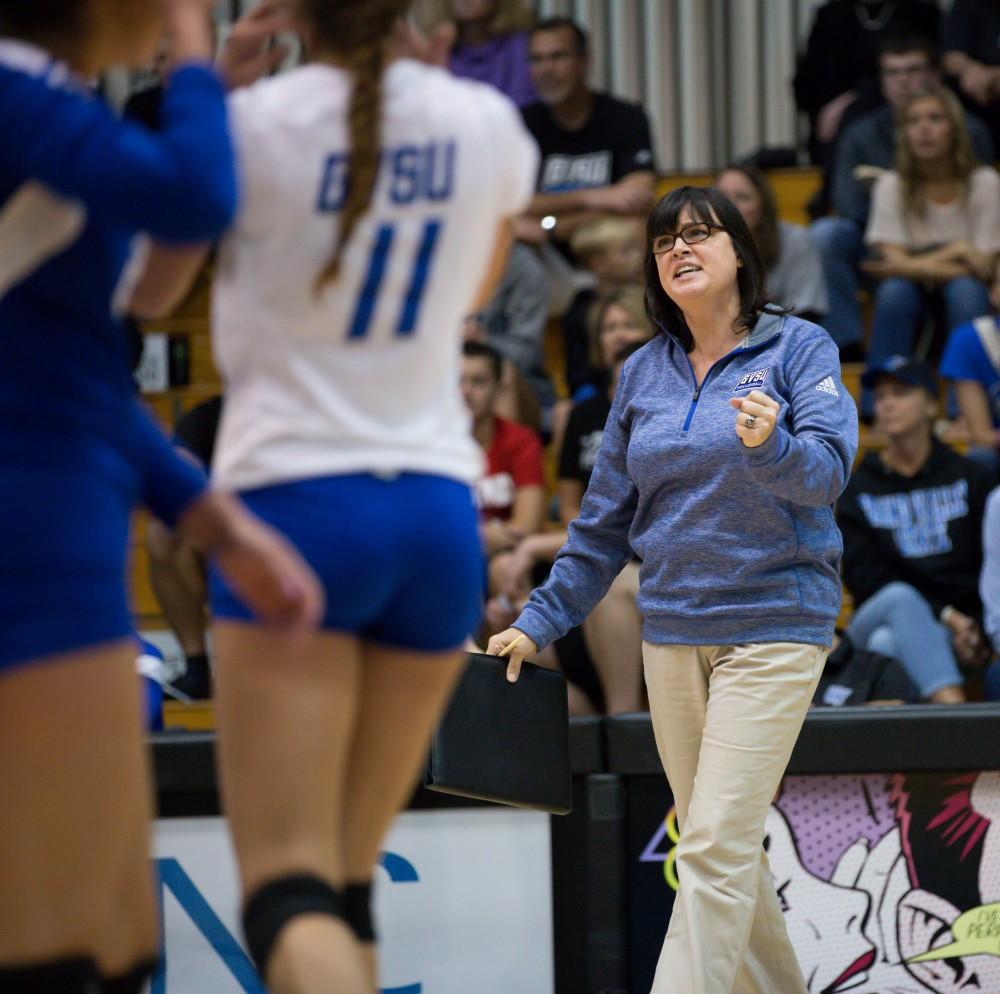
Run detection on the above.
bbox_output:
[729,389,779,448]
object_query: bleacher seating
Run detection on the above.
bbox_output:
[655,168,822,227]
[134,166,968,683]
[134,266,220,630]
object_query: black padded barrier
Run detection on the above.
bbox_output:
[153,706,1000,994]
[568,715,605,774]
[604,703,1000,776]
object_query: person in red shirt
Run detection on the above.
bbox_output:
[461,341,545,560]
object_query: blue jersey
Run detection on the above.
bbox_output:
[0,40,237,668]
[0,41,236,522]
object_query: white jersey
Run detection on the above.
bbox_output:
[211,59,539,490]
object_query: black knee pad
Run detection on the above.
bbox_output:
[0,957,101,994]
[102,959,156,994]
[344,882,375,942]
[242,873,344,978]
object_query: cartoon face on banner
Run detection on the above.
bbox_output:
[640,771,1000,993]
[773,772,1000,993]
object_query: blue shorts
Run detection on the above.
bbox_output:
[209,473,484,652]
[0,448,136,672]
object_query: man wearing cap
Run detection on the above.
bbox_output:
[837,355,997,702]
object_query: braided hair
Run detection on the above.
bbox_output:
[303,0,411,293]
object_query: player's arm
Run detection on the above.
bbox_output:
[130,243,212,319]
[508,484,546,538]
[0,63,235,242]
[469,220,514,313]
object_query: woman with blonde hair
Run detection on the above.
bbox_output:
[862,82,1000,404]
[417,0,536,105]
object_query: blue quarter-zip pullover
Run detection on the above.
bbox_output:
[515,312,859,649]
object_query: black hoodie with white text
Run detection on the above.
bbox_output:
[837,440,992,620]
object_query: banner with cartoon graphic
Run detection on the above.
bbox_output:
[629,771,1000,993]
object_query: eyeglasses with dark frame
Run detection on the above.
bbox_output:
[651,222,726,256]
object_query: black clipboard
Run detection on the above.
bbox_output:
[425,652,573,815]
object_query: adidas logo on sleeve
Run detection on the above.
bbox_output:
[815,376,839,397]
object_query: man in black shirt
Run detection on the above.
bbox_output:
[517,17,656,250]
[793,0,940,164]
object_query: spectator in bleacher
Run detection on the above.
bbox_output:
[940,270,1000,479]
[122,34,173,128]
[980,486,1000,701]
[492,339,649,715]
[838,357,994,703]
[813,630,920,706]
[943,0,1000,152]
[418,0,537,107]
[516,17,656,251]
[561,218,645,401]
[146,396,223,700]
[557,288,653,518]
[715,164,828,324]
[558,336,647,714]
[861,84,1000,414]
[468,240,553,417]
[793,0,941,166]
[811,35,994,358]
[462,310,543,431]
[461,341,545,562]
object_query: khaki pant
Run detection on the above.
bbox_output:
[642,641,827,994]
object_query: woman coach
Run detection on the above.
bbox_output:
[489,186,858,994]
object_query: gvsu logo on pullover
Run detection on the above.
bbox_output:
[733,367,769,392]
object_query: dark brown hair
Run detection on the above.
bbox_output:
[878,33,939,69]
[303,0,410,293]
[643,185,776,352]
[532,16,587,56]
[462,340,503,381]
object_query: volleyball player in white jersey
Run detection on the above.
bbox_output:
[174,3,539,992]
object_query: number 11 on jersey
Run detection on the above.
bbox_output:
[347,219,442,341]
